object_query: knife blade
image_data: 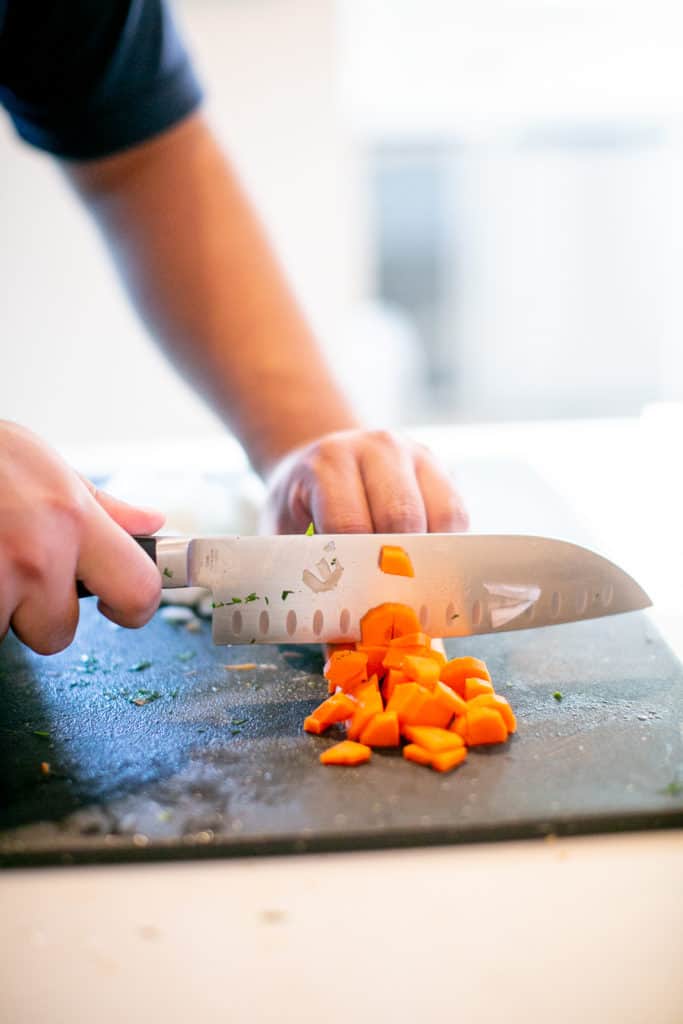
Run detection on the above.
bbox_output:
[148,533,651,645]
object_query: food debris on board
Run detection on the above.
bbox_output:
[306,600,517,773]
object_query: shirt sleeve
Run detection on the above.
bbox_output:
[0,0,203,160]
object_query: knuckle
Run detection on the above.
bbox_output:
[383,501,425,530]
[368,429,399,449]
[325,513,370,534]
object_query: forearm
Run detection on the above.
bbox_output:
[65,114,358,475]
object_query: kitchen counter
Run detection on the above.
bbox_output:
[2,412,682,1023]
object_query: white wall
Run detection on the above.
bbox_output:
[0,0,363,448]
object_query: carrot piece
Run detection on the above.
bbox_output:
[389,632,431,649]
[464,677,495,700]
[408,679,465,728]
[320,740,372,766]
[379,545,415,578]
[359,605,395,646]
[466,693,517,733]
[382,647,417,671]
[451,715,469,742]
[440,656,491,697]
[421,647,447,669]
[403,743,467,772]
[346,678,384,741]
[391,604,421,638]
[402,655,441,689]
[324,650,368,691]
[385,681,431,725]
[355,644,389,678]
[466,706,508,745]
[360,710,400,747]
[403,744,433,766]
[382,669,409,702]
[433,681,467,717]
[409,695,452,728]
[402,725,465,753]
[431,747,467,772]
[304,693,358,734]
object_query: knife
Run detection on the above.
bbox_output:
[79,533,651,645]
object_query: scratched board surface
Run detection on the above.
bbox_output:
[0,598,682,867]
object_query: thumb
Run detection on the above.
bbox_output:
[80,477,165,535]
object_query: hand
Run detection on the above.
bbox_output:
[262,429,468,535]
[0,421,165,654]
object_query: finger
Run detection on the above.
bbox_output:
[288,454,374,534]
[79,479,165,535]
[415,457,469,533]
[10,548,80,655]
[359,441,427,533]
[77,499,162,628]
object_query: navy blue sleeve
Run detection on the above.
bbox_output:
[0,0,203,160]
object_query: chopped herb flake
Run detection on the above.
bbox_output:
[130,690,161,706]
[211,601,225,609]
[32,730,50,740]
[281,590,294,601]
[264,596,270,606]
[660,779,683,797]
[176,651,195,662]
[245,593,259,603]
[229,597,243,605]
[129,660,152,672]
[553,691,563,702]
[305,522,315,536]
[162,567,174,579]
[232,717,248,726]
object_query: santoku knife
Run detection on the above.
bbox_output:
[89,533,651,646]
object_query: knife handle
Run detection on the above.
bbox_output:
[75,536,167,598]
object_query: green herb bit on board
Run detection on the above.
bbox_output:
[162,567,174,579]
[129,660,153,672]
[553,691,563,702]
[305,522,315,536]
[281,590,295,601]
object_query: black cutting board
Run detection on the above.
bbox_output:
[1,600,682,868]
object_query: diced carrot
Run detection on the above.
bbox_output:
[440,656,491,697]
[408,694,453,728]
[466,706,508,746]
[403,743,467,772]
[420,647,447,670]
[382,669,409,702]
[386,681,431,725]
[304,715,324,735]
[360,605,395,645]
[464,677,495,700]
[451,715,468,742]
[391,604,421,639]
[402,655,441,689]
[378,545,415,578]
[408,679,465,728]
[466,693,517,734]
[382,647,419,671]
[320,740,372,766]
[355,644,389,678]
[324,650,368,691]
[305,692,357,734]
[360,710,400,747]
[389,632,431,649]
[402,725,465,753]
[403,744,433,767]
[346,678,384,741]
[433,681,467,717]
[430,747,467,772]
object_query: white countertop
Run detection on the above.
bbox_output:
[2,411,683,1023]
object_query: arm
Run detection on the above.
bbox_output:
[66,114,468,534]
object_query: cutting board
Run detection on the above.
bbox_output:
[1,597,682,868]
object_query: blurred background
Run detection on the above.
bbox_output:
[2,0,683,445]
